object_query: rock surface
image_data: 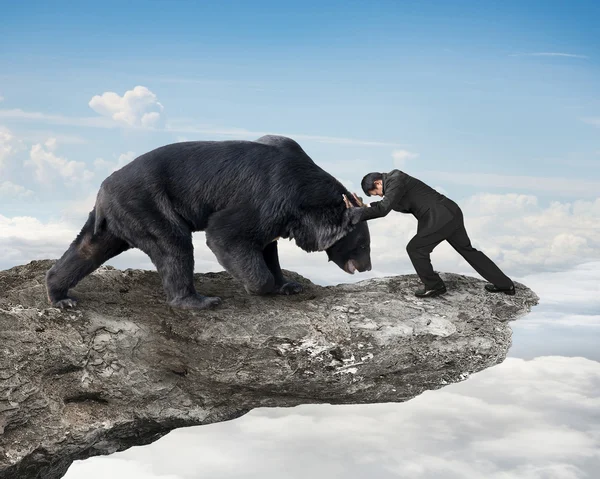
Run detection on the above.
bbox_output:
[0,260,538,479]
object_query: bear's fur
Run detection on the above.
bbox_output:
[46,135,371,310]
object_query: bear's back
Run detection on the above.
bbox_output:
[115,137,315,178]
[98,137,332,210]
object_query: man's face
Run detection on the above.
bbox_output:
[368,180,384,197]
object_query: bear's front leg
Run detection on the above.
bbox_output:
[205,209,281,295]
[262,240,303,295]
[207,236,277,295]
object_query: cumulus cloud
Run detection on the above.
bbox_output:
[25,138,94,185]
[0,215,78,270]
[0,125,16,168]
[311,192,600,282]
[392,149,418,168]
[454,194,600,276]
[302,193,597,282]
[64,356,600,479]
[331,192,599,281]
[89,86,164,128]
[2,191,600,286]
[94,151,136,173]
[0,181,34,198]
[423,170,600,198]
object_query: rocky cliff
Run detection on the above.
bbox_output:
[0,260,538,479]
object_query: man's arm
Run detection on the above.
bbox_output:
[358,175,405,220]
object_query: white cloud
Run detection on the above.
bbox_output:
[447,194,600,276]
[0,125,16,168]
[0,108,404,147]
[25,139,94,185]
[352,193,600,280]
[0,181,34,198]
[164,123,404,147]
[0,108,117,129]
[422,170,600,197]
[20,132,87,145]
[66,458,180,479]
[44,137,58,151]
[392,149,418,168]
[510,52,589,59]
[89,86,165,128]
[114,151,136,170]
[306,193,600,282]
[0,94,4,102]
[515,262,600,321]
[2,191,600,286]
[64,356,600,479]
[94,151,136,173]
[460,192,539,215]
[582,117,600,128]
[0,215,79,269]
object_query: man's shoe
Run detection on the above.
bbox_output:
[484,284,516,295]
[414,285,447,298]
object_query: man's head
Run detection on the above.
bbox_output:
[361,172,384,197]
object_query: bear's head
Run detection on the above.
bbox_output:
[326,220,372,274]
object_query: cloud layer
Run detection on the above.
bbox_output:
[2,192,600,282]
[64,355,600,479]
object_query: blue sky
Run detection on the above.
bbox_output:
[2,0,599,220]
[2,2,600,477]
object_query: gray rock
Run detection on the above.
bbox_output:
[0,260,539,479]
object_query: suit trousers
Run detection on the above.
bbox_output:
[406,203,513,290]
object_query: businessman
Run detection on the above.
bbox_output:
[344,169,515,298]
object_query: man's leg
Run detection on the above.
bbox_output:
[446,209,514,290]
[406,217,459,291]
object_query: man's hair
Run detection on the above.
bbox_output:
[361,172,383,196]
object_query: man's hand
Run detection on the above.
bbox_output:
[342,193,367,208]
[352,192,366,207]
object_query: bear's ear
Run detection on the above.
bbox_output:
[344,207,362,226]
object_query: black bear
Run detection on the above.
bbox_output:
[46,135,372,310]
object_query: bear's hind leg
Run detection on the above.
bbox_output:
[46,213,130,308]
[135,233,221,310]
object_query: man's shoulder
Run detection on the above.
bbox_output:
[387,169,411,182]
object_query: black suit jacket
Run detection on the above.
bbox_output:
[358,169,458,237]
